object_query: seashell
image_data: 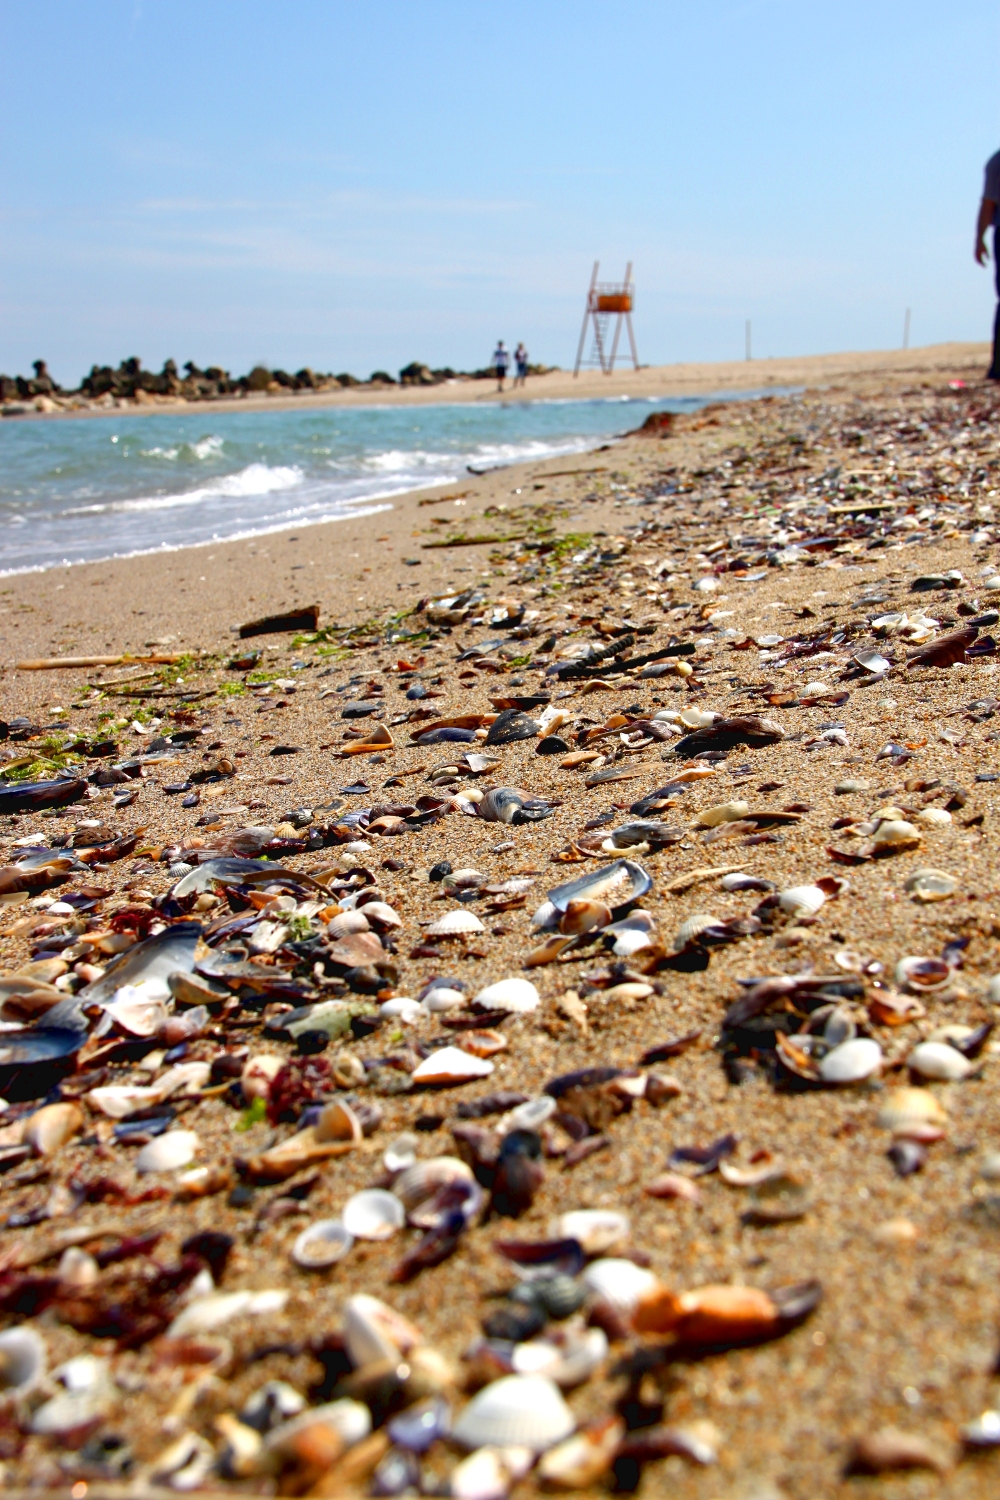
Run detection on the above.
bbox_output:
[383,1132,419,1174]
[871,818,921,850]
[411,1046,494,1086]
[904,868,956,902]
[512,1326,607,1389]
[452,1373,575,1452]
[515,1273,585,1321]
[473,977,539,1013]
[848,1426,951,1476]
[315,1100,364,1144]
[0,1327,46,1394]
[421,985,468,1013]
[531,899,559,930]
[677,708,718,728]
[359,901,403,928]
[426,909,485,936]
[854,649,891,674]
[450,1447,514,1500]
[674,913,722,948]
[341,1188,406,1241]
[23,1101,83,1156]
[895,955,952,992]
[327,909,371,939]
[696,800,750,828]
[581,1257,658,1315]
[746,1172,811,1223]
[634,1279,821,1347]
[136,1129,199,1174]
[265,1398,372,1467]
[77,920,201,1006]
[537,1416,624,1489]
[393,1156,475,1214]
[241,1052,285,1102]
[441,868,487,891]
[908,1041,972,1081]
[58,1246,100,1287]
[485,710,541,746]
[523,935,575,967]
[503,1096,557,1133]
[292,1219,354,1270]
[387,1394,452,1452]
[342,1293,422,1366]
[381,997,423,1024]
[778,884,826,917]
[547,859,652,915]
[215,1413,265,1479]
[478,787,526,823]
[818,1038,882,1084]
[644,1172,701,1202]
[962,1410,1000,1449]
[916,806,951,826]
[559,899,612,935]
[556,1209,629,1255]
[877,1087,948,1135]
[464,1028,508,1059]
[167,1288,288,1338]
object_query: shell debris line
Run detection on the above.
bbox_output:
[6,375,1000,1493]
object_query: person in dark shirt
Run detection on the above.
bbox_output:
[492,341,509,393]
[975,150,1000,380]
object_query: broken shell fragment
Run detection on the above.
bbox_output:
[559,899,612,935]
[695,800,750,828]
[292,1219,354,1269]
[411,1047,494,1086]
[633,1279,821,1348]
[644,1173,701,1202]
[342,1189,407,1241]
[581,1258,658,1315]
[556,1209,629,1255]
[537,1416,624,1489]
[547,860,652,915]
[745,1172,811,1223]
[451,1373,575,1452]
[903,868,956,902]
[23,1101,83,1156]
[871,819,921,851]
[136,1129,199,1174]
[0,1328,46,1395]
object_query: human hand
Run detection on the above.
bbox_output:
[976,238,989,266]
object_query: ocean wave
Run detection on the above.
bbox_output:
[140,434,226,461]
[63,462,303,516]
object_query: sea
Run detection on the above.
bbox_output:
[0,390,761,576]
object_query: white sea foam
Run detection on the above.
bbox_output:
[63,462,303,516]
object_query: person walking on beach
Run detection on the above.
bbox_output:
[492,340,509,392]
[975,147,1000,380]
[514,342,528,388]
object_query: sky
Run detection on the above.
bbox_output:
[2,0,999,385]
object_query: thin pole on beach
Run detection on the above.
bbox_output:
[746,320,752,361]
[903,308,911,350]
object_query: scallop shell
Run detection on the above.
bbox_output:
[556,1209,629,1256]
[895,956,952,992]
[359,901,403,928]
[342,1294,422,1366]
[291,1219,354,1269]
[818,1037,882,1084]
[871,819,921,849]
[559,899,612,935]
[441,869,486,891]
[547,860,652,915]
[904,868,957,902]
[392,1156,475,1214]
[876,1087,948,1133]
[411,1046,494,1085]
[426,910,485,936]
[341,1188,406,1241]
[581,1257,658,1314]
[915,805,951,828]
[136,1129,199,1174]
[452,1373,575,1452]
[473,978,540,1013]
[696,800,750,828]
[327,910,370,939]
[778,884,827,917]
[674,913,722,948]
[0,1328,46,1394]
[908,1041,972,1082]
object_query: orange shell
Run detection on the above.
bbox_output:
[674,1284,777,1345]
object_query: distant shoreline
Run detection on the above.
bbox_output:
[0,341,990,423]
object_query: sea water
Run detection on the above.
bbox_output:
[0,391,752,575]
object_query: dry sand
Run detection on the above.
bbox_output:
[0,347,1000,1496]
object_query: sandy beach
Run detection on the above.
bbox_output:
[1,343,1000,1494]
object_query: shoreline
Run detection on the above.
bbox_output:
[2,339,989,422]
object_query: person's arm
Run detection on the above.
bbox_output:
[977,196,997,265]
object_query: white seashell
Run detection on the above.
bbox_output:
[450,1446,514,1500]
[557,1209,629,1255]
[136,1129,199,1174]
[908,1041,972,1081]
[0,1328,46,1394]
[103,982,171,1037]
[452,1373,575,1452]
[442,869,487,891]
[696,801,749,828]
[778,884,827,917]
[989,976,1000,1004]
[380,997,423,1023]
[694,576,719,593]
[411,1047,494,1085]
[915,807,952,826]
[877,1087,948,1133]
[678,708,719,728]
[818,1037,882,1084]
[611,928,653,957]
[149,1431,216,1490]
[392,1156,474,1213]
[473,978,539,1014]
[341,1293,422,1366]
[247,919,289,956]
[531,900,559,930]
[421,985,468,1013]
[241,1053,284,1102]
[341,1188,406,1241]
[904,868,957,902]
[674,913,721,948]
[291,1219,354,1269]
[57,1247,100,1287]
[23,1101,83,1156]
[426,909,485,936]
[266,1399,372,1461]
[854,649,892,674]
[538,1416,624,1488]
[895,955,952,992]
[871,819,921,848]
[168,1288,287,1337]
[581,1257,658,1314]
[383,1132,419,1174]
[502,1096,556,1132]
[359,901,403,928]
[327,910,370,939]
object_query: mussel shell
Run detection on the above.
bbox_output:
[485,710,541,746]
[547,859,651,915]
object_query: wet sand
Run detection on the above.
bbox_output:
[1,351,1000,1495]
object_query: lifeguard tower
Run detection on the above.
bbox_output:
[573,261,639,376]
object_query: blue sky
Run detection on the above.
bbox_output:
[2,1,999,384]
